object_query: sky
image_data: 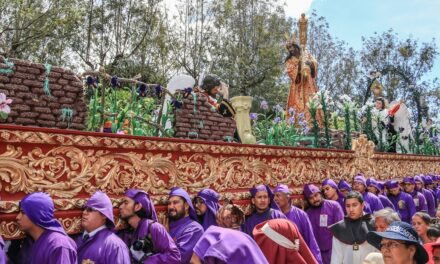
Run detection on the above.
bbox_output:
[289,0,440,80]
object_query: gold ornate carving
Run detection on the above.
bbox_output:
[1,127,440,238]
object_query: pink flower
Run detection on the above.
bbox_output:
[0,93,12,114]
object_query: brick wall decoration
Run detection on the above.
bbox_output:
[0,56,86,130]
[174,92,236,141]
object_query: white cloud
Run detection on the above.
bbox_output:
[285,0,314,19]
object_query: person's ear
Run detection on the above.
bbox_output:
[134,203,142,213]
[251,198,256,205]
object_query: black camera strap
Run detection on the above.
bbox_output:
[138,220,156,263]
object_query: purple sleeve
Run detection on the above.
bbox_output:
[425,191,436,217]
[173,223,203,264]
[146,223,181,264]
[332,202,344,224]
[406,195,417,221]
[47,247,77,264]
[380,196,395,210]
[296,212,323,264]
[371,195,384,212]
[419,194,428,213]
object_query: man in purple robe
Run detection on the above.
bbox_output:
[352,174,384,213]
[321,179,345,214]
[76,191,130,263]
[119,189,181,263]
[242,184,286,237]
[415,175,436,217]
[194,188,220,230]
[338,180,352,197]
[402,177,428,213]
[15,192,77,264]
[191,225,268,264]
[386,180,416,223]
[366,178,395,210]
[166,187,203,264]
[304,184,344,264]
[273,184,323,264]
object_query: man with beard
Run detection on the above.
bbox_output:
[77,191,130,263]
[304,184,344,264]
[402,177,428,213]
[386,180,416,223]
[352,174,384,214]
[166,187,203,264]
[273,184,323,264]
[415,175,436,217]
[194,188,220,230]
[15,192,77,263]
[330,191,378,263]
[119,189,180,263]
[322,179,346,214]
[366,178,395,210]
[242,184,286,237]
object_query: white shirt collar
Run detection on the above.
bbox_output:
[83,225,106,239]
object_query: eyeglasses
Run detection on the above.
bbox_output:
[379,241,406,250]
[83,207,97,213]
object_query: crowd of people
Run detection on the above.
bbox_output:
[2,173,440,263]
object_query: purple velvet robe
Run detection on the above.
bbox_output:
[194,226,268,264]
[242,208,286,237]
[388,191,416,223]
[420,188,436,217]
[378,194,395,210]
[407,191,428,213]
[362,192,384,214]
[169,216,204,264]
[30,230,77,264]
[285,206,323,264]
[306,200,344,264]
[119,219,181,264]
[0,236,5,264]
[76,228,130,264]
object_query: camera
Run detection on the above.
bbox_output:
[133,237,155,257]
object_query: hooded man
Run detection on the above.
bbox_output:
[352,174,384,214]
[402,177,428,213]
[119,189,181,264]
[273,184,322,263]
[338,180,352,198]
[330,191,378,263]
[15,192,77,264]
[0,236,5,264]
[386,180,416,223]
[167,187,204,264]
[242,184,286,237]
[191,225,268,264]
[304,184,344,264]
[367,178,395,210]
[77,191,130,263]
[415,175,436,217]
[194,188,221,230]
[253,219,318,264]
[322,179,346,214]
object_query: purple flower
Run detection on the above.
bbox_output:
[298,112,305,121]
[250,113,258,120]
[110,75,120,88]
[260,100,269,110]
[183,87,193,98]
[273,117,281,124]
[273,104,284,113]
[86,76,97,87]
[0,93,12,114]
[288,107,296,116]
[155,85,163,98]
[137,84,148,97]
[287,116,295,125]
[171,99,182,109]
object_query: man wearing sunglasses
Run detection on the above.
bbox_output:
[77,191,130,263]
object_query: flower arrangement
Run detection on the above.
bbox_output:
[338,94,356,150]
[0,93,12,121]
[306,95,321,148]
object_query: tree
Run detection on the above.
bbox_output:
[360,29,439,122]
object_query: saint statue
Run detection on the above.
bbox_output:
[286,14,321,124]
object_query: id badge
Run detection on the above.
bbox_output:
[414,198,419,207]
[320,214,328,227]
